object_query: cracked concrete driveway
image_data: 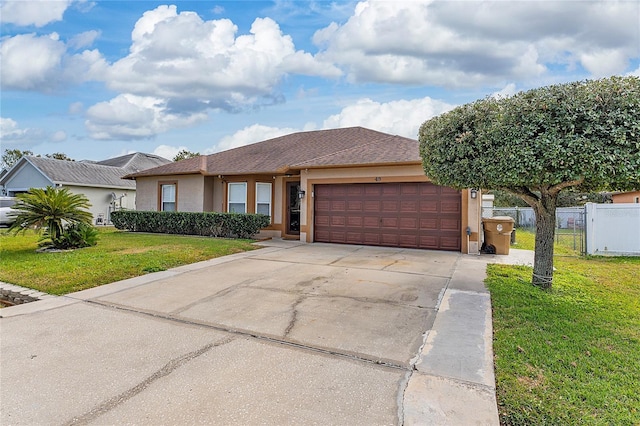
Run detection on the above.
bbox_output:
[1,240,498,425]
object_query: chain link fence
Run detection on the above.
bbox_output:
[487,206,586,254]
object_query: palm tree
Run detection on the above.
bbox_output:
[9,187,93,246]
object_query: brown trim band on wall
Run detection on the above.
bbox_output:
[306,175,431,186]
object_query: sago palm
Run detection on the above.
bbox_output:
[9,187,93,242]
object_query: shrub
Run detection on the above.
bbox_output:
[48,223,99,249]
[9,187,94,249]
[110,210,270,239]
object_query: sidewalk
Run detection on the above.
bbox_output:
[403,248,534,425]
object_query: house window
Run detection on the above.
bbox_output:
[228,182,247,213]
[256,182,272,218]
[160,184,176,211]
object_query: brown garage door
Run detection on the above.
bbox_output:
[314,182,461,251]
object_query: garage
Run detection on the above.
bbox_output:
[314,182,461,251]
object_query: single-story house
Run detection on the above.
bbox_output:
[612,190,640,204]
[125,127,482,254]
[0,153,171,224]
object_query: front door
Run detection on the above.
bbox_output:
[286,181,301,235]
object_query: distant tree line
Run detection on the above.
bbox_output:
[2,149,74,169]
[489,189,612,207]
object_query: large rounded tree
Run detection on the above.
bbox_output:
[419,76,640,288]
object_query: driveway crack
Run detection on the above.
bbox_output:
[63,336,235,425]
[284,296,305,337]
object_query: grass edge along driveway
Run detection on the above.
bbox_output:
[488,229,639,425]
[0,228,258,295]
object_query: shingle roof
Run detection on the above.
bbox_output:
[96,152,171,172]
[4,153,171,189]
[126,127,420,179]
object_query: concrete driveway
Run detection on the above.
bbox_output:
[1,240,507,425]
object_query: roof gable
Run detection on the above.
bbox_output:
[0,152,171,189]
[127,127,421,179]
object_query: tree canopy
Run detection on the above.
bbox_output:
[2,149,34,169]
[173,149,200,162]
[2,149,74,169]
[419,76,640,288]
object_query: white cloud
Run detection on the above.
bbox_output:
[0,0,72,27]
[323,97,455,138]
[491,83,518,99]
[627,66,640,77]
[68,30,100,50]
[0,117,53,149]
[210,95,455,153]
[580,50,629,78]
[106,6,340,112]
[51,131,67,142]
[0,33,66,90]
[0,32,107,91]
[69,102,84,115]
[152,145,191,161]
[210,124,301,153]
[83,5,341,140]
[86,94,209,140]
[314,1,640,86]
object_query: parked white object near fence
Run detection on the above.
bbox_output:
[585,203,640,256]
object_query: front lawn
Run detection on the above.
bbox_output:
[0,228,258,295]
[487,252,640,424]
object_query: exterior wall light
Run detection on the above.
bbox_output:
[298,189,306,199]
[470,189,478,199]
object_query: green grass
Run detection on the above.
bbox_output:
[487,255,640,425]
[0,228,258,295]
[511,227,581,256]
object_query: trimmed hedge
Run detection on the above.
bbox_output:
[110,210,271,239]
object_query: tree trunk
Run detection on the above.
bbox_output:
[531,192,558,289]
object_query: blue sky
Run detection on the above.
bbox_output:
[2,0,639,162]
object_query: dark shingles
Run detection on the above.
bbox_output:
[126,127,421,178]
[24,153,171,188]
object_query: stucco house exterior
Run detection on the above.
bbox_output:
[611,190,640,203]
[0,153,171,224]
[126,127,483,254]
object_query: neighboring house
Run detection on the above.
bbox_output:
[0,153,171,224]
[125,127,483,254]
[612,190,640,204]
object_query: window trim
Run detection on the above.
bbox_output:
[227,182,247,213]
[255,182,272,220]
[158,181,177,212]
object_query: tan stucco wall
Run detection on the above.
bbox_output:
[612,191,640,203]
[133,178,157,211]
[65,185,136,224]
[134,175,206,212]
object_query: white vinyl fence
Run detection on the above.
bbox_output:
[585,203,640,256]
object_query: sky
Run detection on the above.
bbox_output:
[1,0,639,162]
